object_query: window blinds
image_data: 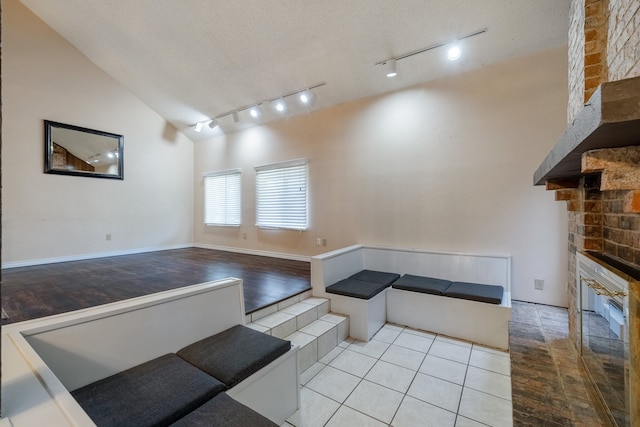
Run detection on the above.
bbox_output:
[204,169,241,226]
[255,159,308,230]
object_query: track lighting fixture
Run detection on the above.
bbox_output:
[447,44,461,61]
[376,28,486,76]
[273,98,286,113]
[190,82,325,132]
[385,59,397,78]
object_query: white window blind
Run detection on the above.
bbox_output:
[204,169,241,226]
[255,159,308,230]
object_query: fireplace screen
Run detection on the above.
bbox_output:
[578,252,632,427]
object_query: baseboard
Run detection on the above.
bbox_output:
[193,243,311,263]
[2,244,193,269]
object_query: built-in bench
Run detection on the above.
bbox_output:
[311,245,512,349]
[1,279,299,427]
[72,324,290,426]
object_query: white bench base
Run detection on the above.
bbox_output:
[326,289,387,342]
[387,288,512,350]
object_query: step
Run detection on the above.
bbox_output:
[246,297,350,373]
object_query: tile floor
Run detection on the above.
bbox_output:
[284,323,512,427]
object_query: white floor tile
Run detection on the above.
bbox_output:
[472,344,509,358]
[380,344,426,371]
[407,372,463,413]
[365,360,416,393]
[469,348,511,376]
[254,311,296,329]
[454,415,488,427]
[392,395,456,427]
[402,327,436,339]
[245,322,270,334]
[306,365,361,403]
[435,335,472,348]
[393,331,434,353]
[458,388,513,427]
[419,354,468,385]
[300,319,335,337]
[329,349,377,378]
[325,405,387,427]
[428,340,471,364]
[464,366,512,401]
[344,380,404,424]
[287,387,340,427]
[371,324,403,343]
[300,361,325,385]
[348,339,390,359]
[319,345,345,364]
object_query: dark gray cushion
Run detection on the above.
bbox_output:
[326,278,390,299]
[349,270,400,285]
[444,281,504,304]
[392,274,452,295]
[72,353,225,427]
[170,392,277,427]
[177,325,291,389]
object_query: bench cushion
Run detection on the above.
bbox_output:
[326,278,390,299]
[72,353,225,427]
[444,281,504,304]
[392,274,452,295]
[169,392,277,427]
[349,270,401,286]
[177,325,291,389]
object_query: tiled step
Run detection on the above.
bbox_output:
[246,296,350,373]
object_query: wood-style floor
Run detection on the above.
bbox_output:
[1,247,311,323]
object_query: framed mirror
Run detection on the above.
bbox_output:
[44,120,124,180]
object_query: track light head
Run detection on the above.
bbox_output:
[385,59,397,77]
[249,106,260,118]
[232,111,240,123]
[447,44,461,61]
[194,122,203,132]
[273,98,287,113]
[299,90,316,105]
[208,119,218,129]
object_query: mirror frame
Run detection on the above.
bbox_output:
[44,120,124,180]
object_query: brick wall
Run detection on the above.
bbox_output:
[563,0,640,348]
[607,0,640,80]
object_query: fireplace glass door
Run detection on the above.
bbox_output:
[580,278,630,427]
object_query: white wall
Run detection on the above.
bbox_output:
[194,47,569,307]
[2,0,194,266]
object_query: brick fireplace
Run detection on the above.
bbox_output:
[535,1,640,425]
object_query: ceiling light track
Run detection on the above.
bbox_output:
[192,82,326,131]
[376,28,487,75]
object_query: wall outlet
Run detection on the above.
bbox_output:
[106,234,112,241]
[316,238,322,246]
[534,279,544,290]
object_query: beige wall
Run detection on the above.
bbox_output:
[2,0,194,266]
[194,47,570,306]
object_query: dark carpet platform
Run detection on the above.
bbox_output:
[72,353,225,427]
[392,274,504,305]
[177,324,291,388]
[325,270,400,299]
[169,392,277,427]
[73,325,291,426]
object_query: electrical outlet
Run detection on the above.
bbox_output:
[316,238,322,246]
[106,234,112,241]
[321,238,327,247]
[534,279,544,290]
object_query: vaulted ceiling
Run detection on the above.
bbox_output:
[19,0,571,141]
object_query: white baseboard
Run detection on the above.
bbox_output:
[193,243,310,263]
[2,244,193,269]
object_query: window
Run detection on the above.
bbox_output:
[203,169,241,226]
[255,159,308,230]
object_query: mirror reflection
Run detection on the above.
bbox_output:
[44,120,124,179]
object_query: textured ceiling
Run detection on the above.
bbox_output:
[19,0,571,141]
